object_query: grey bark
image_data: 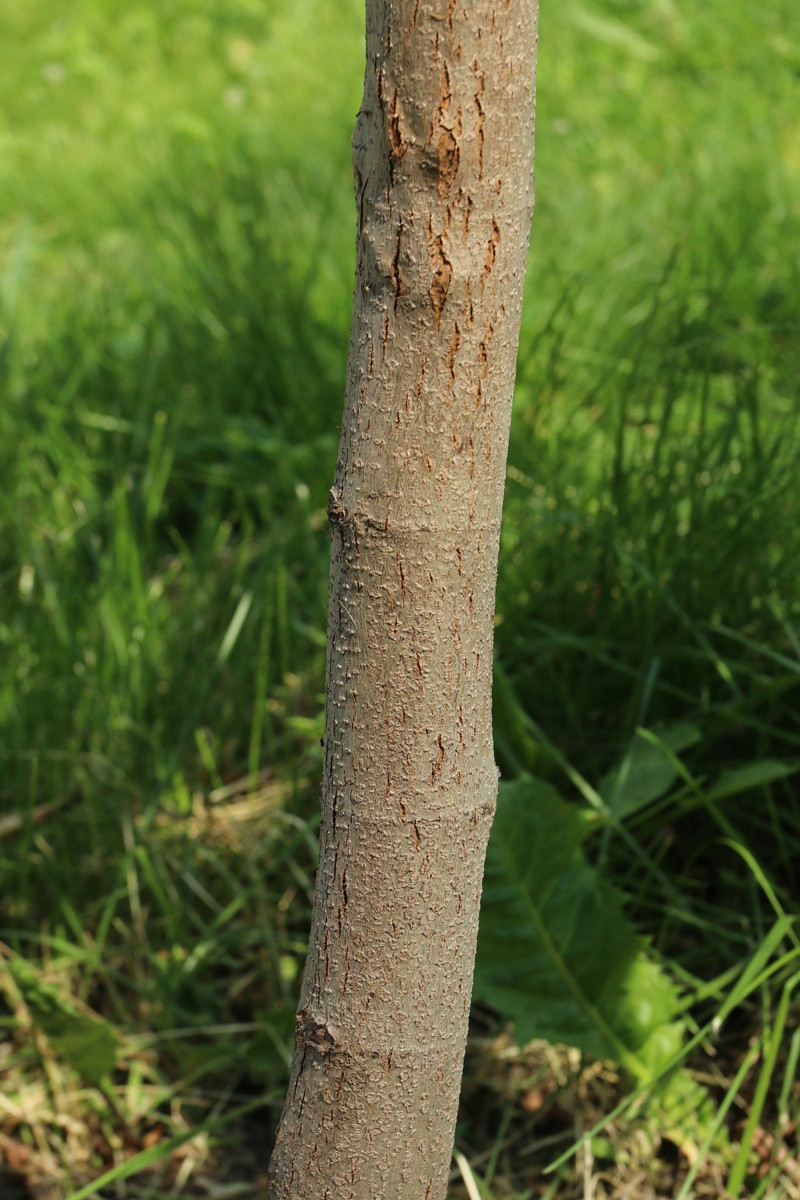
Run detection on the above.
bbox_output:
[266,2,537,1196]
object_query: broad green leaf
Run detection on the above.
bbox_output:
[707,759,797,800]
[474,778,682,1081]
[9,960,116,1084]
[600,722,701,819]
[31,1005,118,1084]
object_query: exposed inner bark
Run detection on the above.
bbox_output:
[266,2,537,1196]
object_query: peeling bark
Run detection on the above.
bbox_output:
[266,2,537,1197]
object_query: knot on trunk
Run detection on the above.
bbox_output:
[296,1008,343,1056]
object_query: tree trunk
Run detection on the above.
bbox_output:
[266,2,537,1196]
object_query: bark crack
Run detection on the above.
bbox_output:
[482,218,501,286]
[388,89,408,161]
[427,225,453,328]
[430,735,445,783]
[446,322,460,383]
[391,220,410,310]
[473,67,486,179]
[437,128,460,199]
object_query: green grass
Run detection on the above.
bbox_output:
[1,0,799,1196]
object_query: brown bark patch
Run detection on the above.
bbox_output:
[473,68,486,178]
[462,191,474,238]
[431,735,445,783]
[446,322,461,383]
[482,218,501,285]
[388,90,408,161]
[427,232,453,327]
[437,128,460,199]
[391,221,410,310]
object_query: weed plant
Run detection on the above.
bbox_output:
[0,0,798,1196]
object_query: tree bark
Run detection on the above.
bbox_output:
[266,2,537,1196]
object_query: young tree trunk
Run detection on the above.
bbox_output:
[266,2,537,1196]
